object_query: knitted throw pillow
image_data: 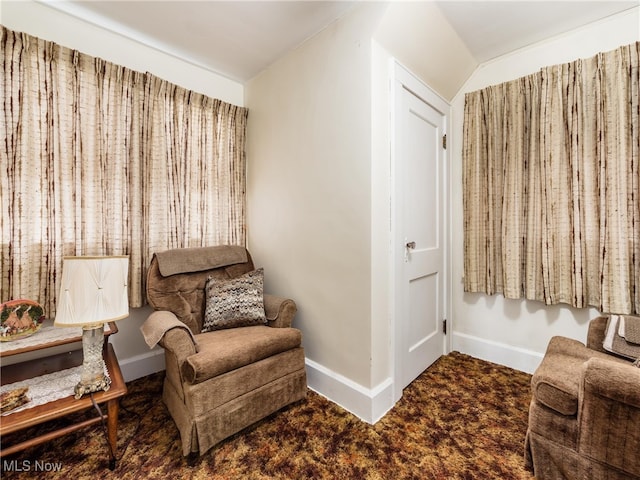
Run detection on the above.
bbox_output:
[202,268,267,332]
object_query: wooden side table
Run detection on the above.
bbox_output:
[0,324,127,470]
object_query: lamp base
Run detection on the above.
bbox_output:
[74,324,111,399]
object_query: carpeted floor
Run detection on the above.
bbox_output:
[1,352,535,479]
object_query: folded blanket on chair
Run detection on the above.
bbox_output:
[619,315,640,344]
[141,311,198,350]
[603,315,640,360]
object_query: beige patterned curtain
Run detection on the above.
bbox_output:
[463,42,639,315]
[0,26,248,314]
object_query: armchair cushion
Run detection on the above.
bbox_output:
[146,246,255,334]
[202,268,267,332]
[183,325,302,384]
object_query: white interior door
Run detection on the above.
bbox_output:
[393,63,448,399]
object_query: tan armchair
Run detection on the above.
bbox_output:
[140,245,307,460]
[525,316,640,480]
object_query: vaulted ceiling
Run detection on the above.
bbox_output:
[48,1,639,83]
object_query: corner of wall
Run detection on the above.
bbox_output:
[305,358,394,424]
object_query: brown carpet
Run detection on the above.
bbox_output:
[1,352,535,479]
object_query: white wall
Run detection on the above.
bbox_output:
[245,3,385,397]
[450,8,640,374]
[1,0,245,381]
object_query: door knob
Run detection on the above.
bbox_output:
[406,241,416,249]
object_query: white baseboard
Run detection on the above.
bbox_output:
[118,349,165,382]
[305,358,394,424]
[451,331,544,374]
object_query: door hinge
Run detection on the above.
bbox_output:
[442,134,447,150]
[442,319,447,335]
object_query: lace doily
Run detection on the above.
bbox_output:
[1,362,111,416]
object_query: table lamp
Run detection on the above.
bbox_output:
[55,256,129,399]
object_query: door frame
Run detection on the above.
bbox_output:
[390,60,451,403]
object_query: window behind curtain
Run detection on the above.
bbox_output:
[462,42,639,315]
[0,26,248,314]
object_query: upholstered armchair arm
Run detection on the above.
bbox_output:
[578,358,640,477]
[580,357,640,408]
[140,310,198,364]
[264,294,297,328]
[586,316,608,353]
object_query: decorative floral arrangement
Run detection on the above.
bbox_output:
[0,299,45,342]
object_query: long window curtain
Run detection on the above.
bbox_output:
[0,26,248,314]
[463,42,639,315]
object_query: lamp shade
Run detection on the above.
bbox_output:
[54,256,129,327]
